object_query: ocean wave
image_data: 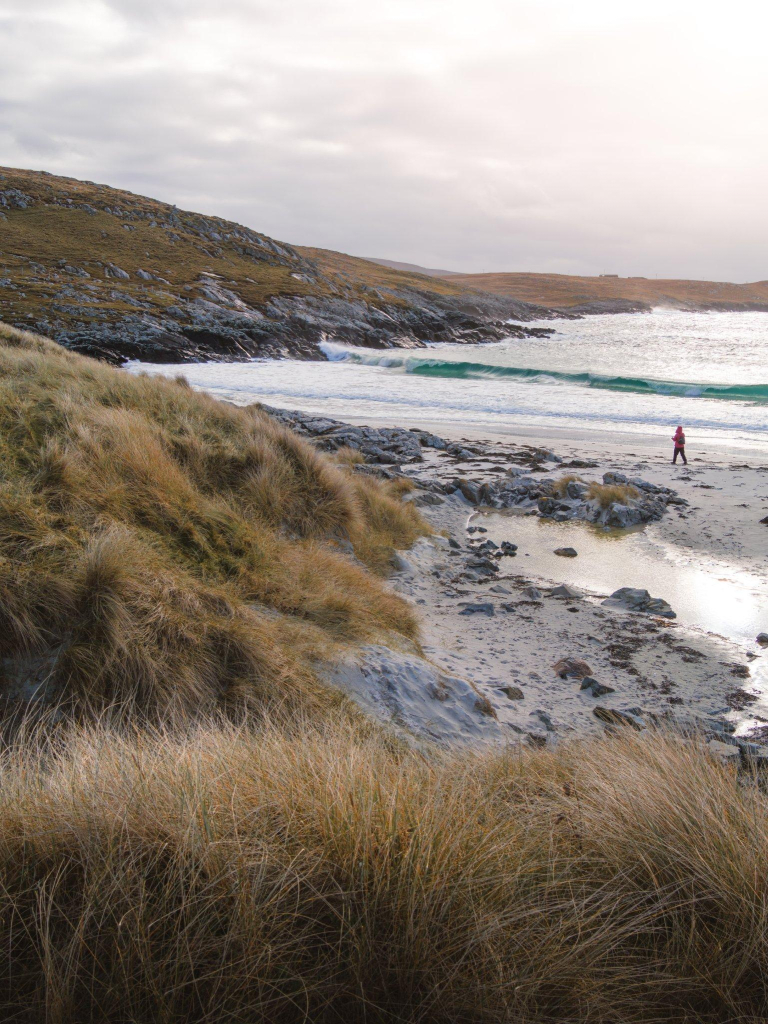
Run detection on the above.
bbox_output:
[319,343,768,402]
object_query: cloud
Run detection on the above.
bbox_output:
[1,0,767,279]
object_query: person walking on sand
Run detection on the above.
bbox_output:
[672,425,687,464]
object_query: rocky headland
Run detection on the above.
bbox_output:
[0,167,561,365]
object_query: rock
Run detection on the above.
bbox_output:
[458,602,495,616]
[391,552,416,574]
[603,503,644,529]
[532,709,555,731]
[104,262,130,280]
[489,584,512,595]
[522,586,543,601]
[757,633,768,647]
[554,547,578,557]
[566,481,588,500]
[553,657,593,680]
[475,538,498,551]
[550,584,581,599]
[448,538,461,550]
[413,492,444,507]
[707,739,741,765]
[760,516,768,525]
[499,541,518,556]
[593,706,645,730]
[458,480,481,503]
[322,644,509,747]
[464,556,499,575]
[498,685,524,700]
[580,676,615,697]
[602,587,676,619]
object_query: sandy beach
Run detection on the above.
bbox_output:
[338,417,768,747]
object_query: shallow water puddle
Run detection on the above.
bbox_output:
[476,510,768,716]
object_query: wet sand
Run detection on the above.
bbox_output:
[389,426,768,743]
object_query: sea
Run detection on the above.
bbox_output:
[129,309,768,452]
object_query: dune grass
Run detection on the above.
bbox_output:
[0,719,765,1023]
[587,481,641,508]
[0,323,427,720]
[551,473,583,498]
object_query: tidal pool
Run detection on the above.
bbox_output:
[474,510,768,724]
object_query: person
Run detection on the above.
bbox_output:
[672,425,687,464]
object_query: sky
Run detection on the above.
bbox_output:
[1,0,767,279]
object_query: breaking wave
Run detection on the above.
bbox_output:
[320,343,768,403]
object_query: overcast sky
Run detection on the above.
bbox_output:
[1,0,767,279]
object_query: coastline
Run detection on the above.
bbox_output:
[265,403,768,749]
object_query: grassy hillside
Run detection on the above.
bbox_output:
[445,270,768,310]
[0,323,426,720]
[0,167,539,363]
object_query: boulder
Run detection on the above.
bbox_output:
[566,481,589,499]
[554,546,578,557]
[459,602,495,616]
[553,657,593,680]
[522,585,543,601]
[580,676,615,697]
[757,633,768,647]
[498,685,524,700]
[499,541,518,556]
[465,556,499,575]
[550,584,581,599]
[603,503,644,529]
[602,587,676,619]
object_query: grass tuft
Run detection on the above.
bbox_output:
[0,722,764,1022]
[0,323,427,719]
[587,481,641,508]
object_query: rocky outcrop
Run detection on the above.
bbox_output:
[0,166,562,365]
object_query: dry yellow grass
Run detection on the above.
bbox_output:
[445,269,768,309]
[587,481,641,508]
[550,473,583,498]
[0,323,427,720]
[0,719,765,1022]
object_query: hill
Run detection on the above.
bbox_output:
[444,270,768,313]
[0,322,427,721]
[0,167,552,364]
[362,256,463,277]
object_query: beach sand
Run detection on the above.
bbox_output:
[384,424,768,745]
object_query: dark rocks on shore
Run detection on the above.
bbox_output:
[580,677,615,697]
[553,657,593,679]
[554,546,578,557]
[602,588,676,619]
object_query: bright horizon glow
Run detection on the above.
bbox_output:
[1,0,767,279]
